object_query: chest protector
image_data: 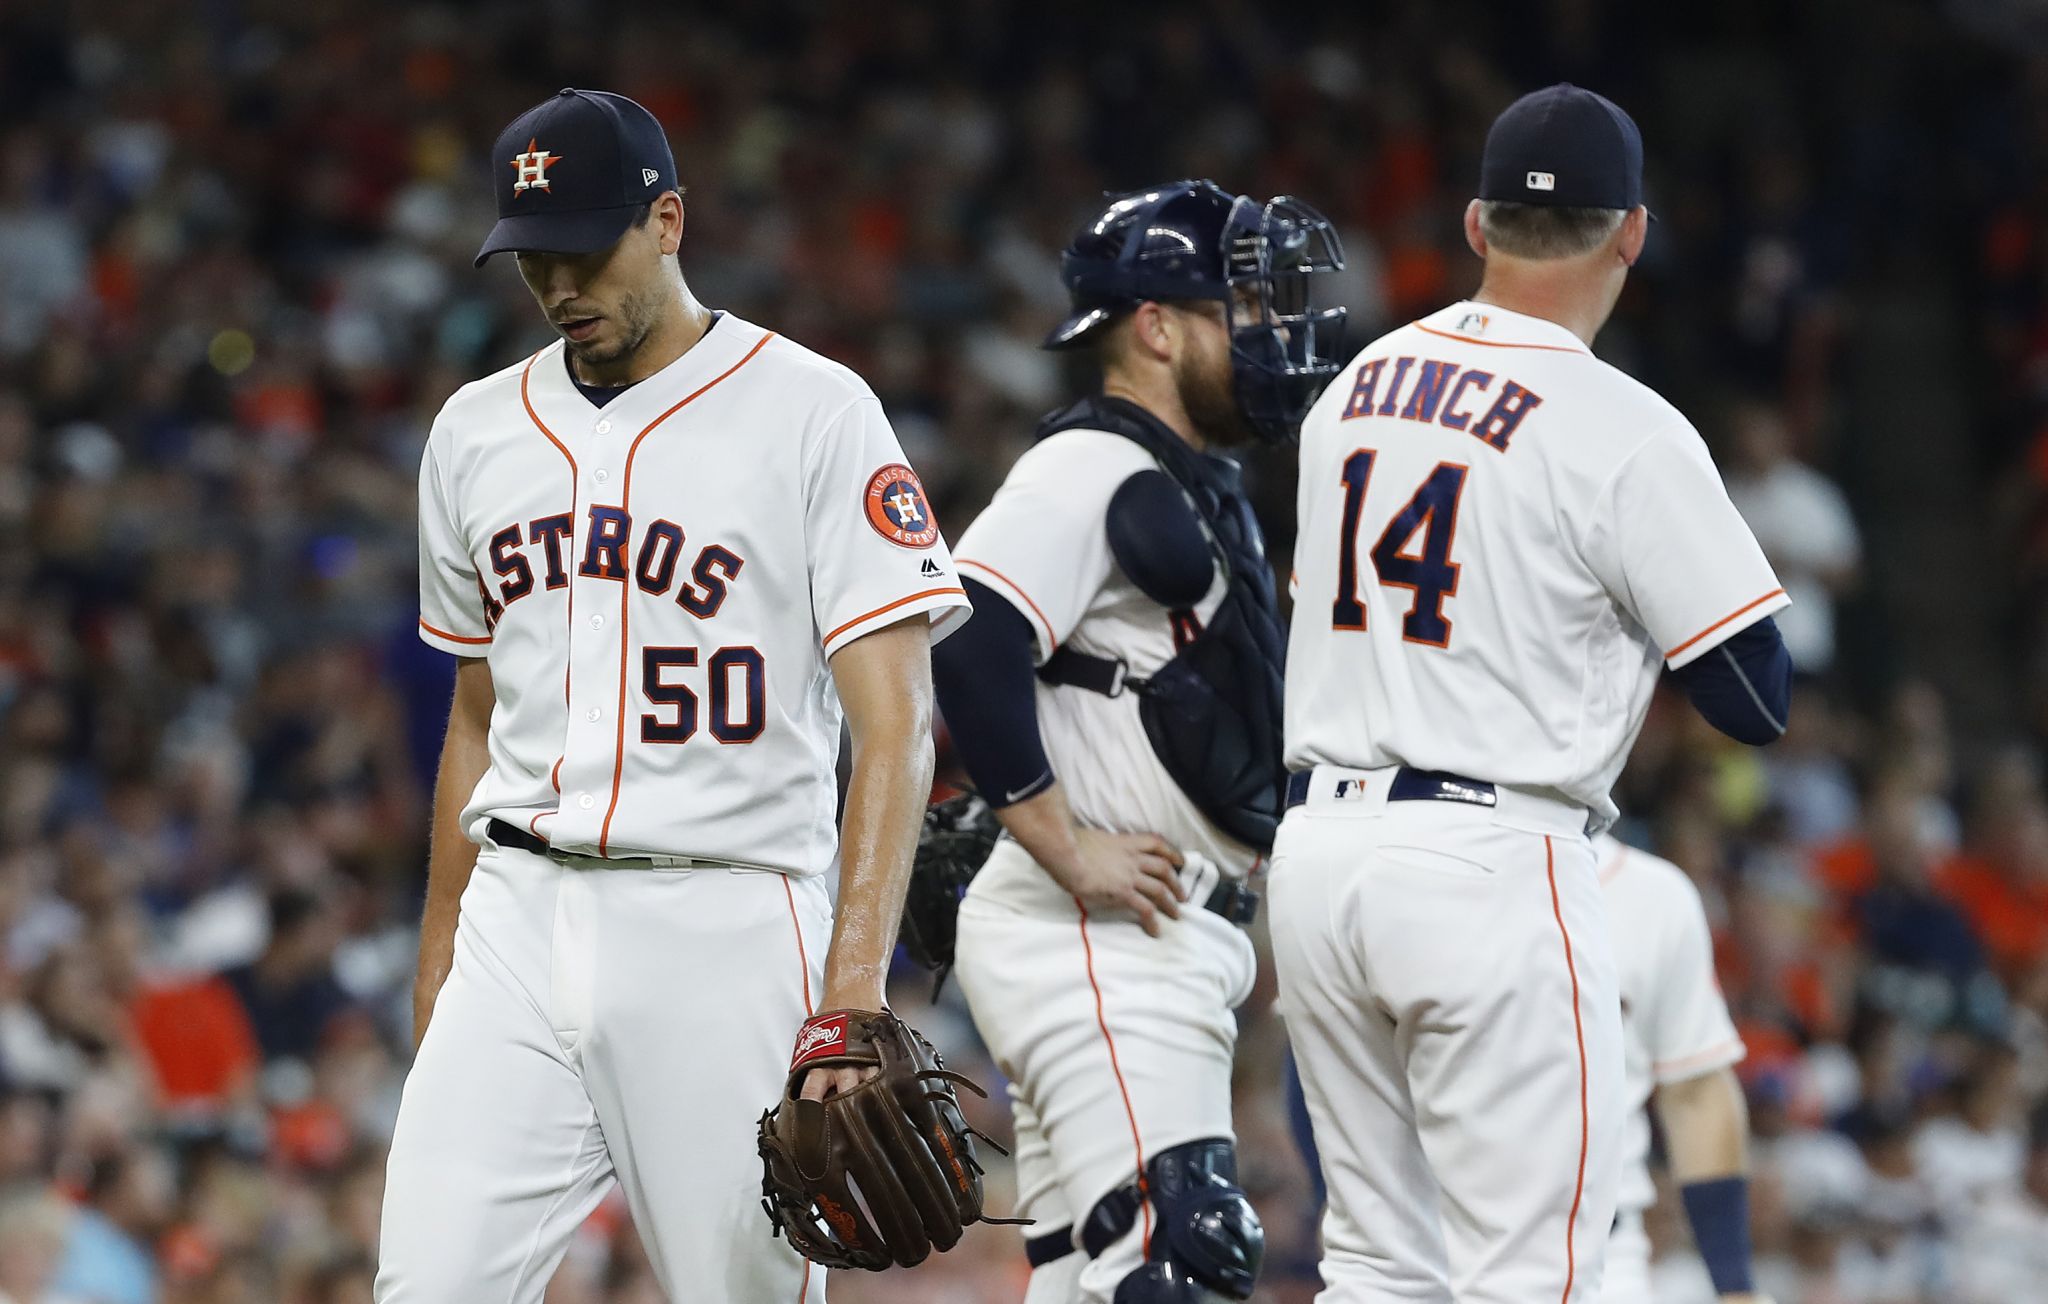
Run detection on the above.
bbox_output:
[1034,397,1287,853]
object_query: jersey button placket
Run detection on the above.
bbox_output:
[557,417,629,850]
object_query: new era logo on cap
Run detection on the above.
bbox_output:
[1525,170,1555,191]
[642,168,659,187]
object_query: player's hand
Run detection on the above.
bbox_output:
[1043,828,1186,936]
[798,1064,877,1101]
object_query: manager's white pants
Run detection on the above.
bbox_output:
[1270,769,1624,1304]
[375,841,828,1303]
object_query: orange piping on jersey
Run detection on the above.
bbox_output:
[1663,588,1787,662]
[821,586,968,650]
[1413,322,1587,354]
[521,349,582,717]
[598,330,776,856]
[418,618,490,646]
[1652,1038,1745,1080]
[783,877,814,1017]
[1076,900,1152,1255]
[955,559,1056,648]
[796,1262,811,1304]
[1546,836,1591,1304]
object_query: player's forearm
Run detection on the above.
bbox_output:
[414,658,494,1045]
[1657,1066,1759,1299]
[992,784,1084,876]
[1655,1065,1749,1182]
[824,618,936,1011]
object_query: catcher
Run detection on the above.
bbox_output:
[924,181,1347,1302]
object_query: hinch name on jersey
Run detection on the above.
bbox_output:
[1336,356,1544,452]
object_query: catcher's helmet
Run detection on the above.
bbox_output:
[1044,179,1348,444]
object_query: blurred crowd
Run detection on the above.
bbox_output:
[3,0,2048,1300]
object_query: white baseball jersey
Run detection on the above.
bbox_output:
[949,421,1261,1302]
[416,313,970,872]
[953,427,1255,875]
[1286,301,1788,822]
[1596,834,1745,1216]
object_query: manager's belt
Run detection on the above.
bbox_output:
[1284,767,1497,810]
[486,818,724,870]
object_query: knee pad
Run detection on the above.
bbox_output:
[1082,1138,1264,1303]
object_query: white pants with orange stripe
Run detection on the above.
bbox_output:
[952,837,1258,1304]
[1269,769,1624,1304]
[375,841,828,1304]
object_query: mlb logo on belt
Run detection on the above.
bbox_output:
[864,464,940,549]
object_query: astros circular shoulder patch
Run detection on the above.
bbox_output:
[864,464,939,548]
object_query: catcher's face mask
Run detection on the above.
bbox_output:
[1221,194,1349,446]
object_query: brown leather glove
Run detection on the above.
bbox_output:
[756,1008,1024,1270]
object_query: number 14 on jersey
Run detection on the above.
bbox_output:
[1330,450,1468,647]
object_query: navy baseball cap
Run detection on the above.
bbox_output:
[475,88,679,267]
[1479,83,1645,212]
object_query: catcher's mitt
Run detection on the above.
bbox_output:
[898,791,1000,994]
[756,1009,1025,1270]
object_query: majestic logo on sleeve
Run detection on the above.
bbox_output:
[864,464,940,549]
[511,139,561,194]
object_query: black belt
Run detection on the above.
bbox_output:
[486,818,707,865]
[1284,767,1499,810]
[487,819,552,857]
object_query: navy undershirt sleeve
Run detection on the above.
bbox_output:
[931,577,1056,807]
[1669,616,1792,745]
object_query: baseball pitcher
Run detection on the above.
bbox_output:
[376,89,970,1302]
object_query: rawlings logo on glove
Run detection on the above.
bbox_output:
[756,1009,1027,1270]
[790,1013,850,1069]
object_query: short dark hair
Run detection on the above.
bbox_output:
[1477,200,1626,259]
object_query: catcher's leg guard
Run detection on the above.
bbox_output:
[1079,1138,1264,1302]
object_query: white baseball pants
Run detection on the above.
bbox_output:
[1270,767,1624,1304]
[375,840,828,1303]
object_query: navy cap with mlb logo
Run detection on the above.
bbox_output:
[475,88,679,267]
[1478,83,1646,213]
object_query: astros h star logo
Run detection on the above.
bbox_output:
[511,138,562,195]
